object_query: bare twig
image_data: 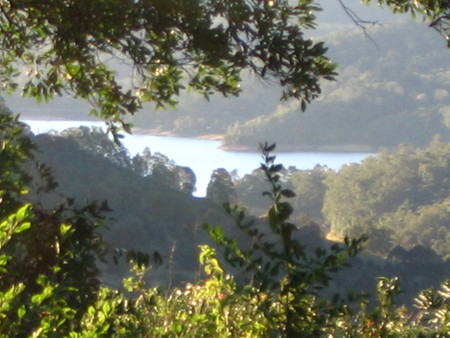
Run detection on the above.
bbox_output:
[336,0,381,50]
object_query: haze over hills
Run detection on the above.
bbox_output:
[223,19,450,151]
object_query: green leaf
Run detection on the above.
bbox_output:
[15,204,30,221]
[0,254,10,267]
[13,222,30,234]
[17,306,26,319]
[60,223,73,236]
[31,293,45,305]
[102,301,111,314]
[270,164,283,173]
[174,324,182,333]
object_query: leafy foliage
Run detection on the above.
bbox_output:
[0,0,337,132]
[206,143,368,336]
[0,95,109,336]
[1,1,450,336]
[365,0,450,45]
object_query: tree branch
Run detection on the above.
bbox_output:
[336,0,381,50]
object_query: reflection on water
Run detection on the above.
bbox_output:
[24,120,372,196]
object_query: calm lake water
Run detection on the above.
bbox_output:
[24,120,372,196]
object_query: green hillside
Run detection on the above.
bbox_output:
[27,125,450,304]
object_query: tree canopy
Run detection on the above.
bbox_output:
[0,0,339,132]
[323,138,450,259]
[1,1,449,133]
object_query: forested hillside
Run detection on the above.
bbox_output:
[24,127,235,288]
[127,19,450,152]
[225,137,450,263]
[223,20,450,151]
[2,103,449,336]
[323,138,450,260]
[25,123,450,305]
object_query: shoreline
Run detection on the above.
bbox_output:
[22,118,378,153]
[219,143,378,154]
[131,127,378,153]
[133,128,377,153]
[134,128,377,153]
[132,127,224,142]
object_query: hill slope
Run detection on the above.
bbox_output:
[223,20,450,151]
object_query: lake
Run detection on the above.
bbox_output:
[24,120,372,196]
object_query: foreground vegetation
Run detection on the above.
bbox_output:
[1,111,449,337]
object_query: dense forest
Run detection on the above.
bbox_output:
[226,137,450,262]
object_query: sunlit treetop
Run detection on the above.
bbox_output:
[0,0,338,132]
